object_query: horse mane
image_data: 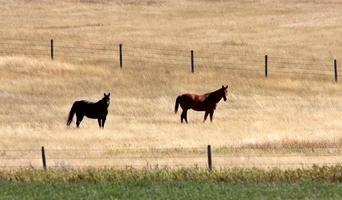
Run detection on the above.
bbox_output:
[207,87,223,100]
[96,96,106,103]
[204,87,226,104]
[96,98,104,104]
[96,96,110,108]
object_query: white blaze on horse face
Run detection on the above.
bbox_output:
[106,97,110,106]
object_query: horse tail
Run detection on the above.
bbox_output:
[67,102,77,126]
[175,95,181,113]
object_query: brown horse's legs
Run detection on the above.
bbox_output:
[181,110,188,123]
[204,111,209,122]
[181,110,185,123]
[209,110,214,122]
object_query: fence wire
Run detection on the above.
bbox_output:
[1,146,342,169]
[0,39,339,79]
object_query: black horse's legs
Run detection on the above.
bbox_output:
[209,110,214,122]
[101,117,106,128]
[97,119,102,128]
[203,111,209,122]
[76,114,84,128]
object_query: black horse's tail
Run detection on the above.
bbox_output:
[67,102,77,126]
[175,96,181,113]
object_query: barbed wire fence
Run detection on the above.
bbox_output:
[0,38,339,82]
[0,39,341,169]
[1,145,342,170]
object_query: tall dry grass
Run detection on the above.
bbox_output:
[0,0,342,167]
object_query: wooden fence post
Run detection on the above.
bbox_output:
[265,55,268,78]
[41,146,47,170]
[119,44,123,68]
[191,50,194,73]
[334,59,338,82]
[50,39,54,60]
[207,145,212,171]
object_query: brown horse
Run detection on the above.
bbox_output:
[175,85,228,123]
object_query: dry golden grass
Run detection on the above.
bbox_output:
[0,0,342,168]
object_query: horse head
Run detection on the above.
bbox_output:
[103,93,110,107]
[221,85,228,101]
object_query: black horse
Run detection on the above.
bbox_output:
[67,93,110,128]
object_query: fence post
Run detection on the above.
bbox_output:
[119,44,123,68]
[207,145,212,171]
[334,59,338,82]
[50,39,54,60]
[41,146,47,170]
[265,55,268,78]
[191,50,194,73]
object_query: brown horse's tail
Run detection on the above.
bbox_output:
[175,96,181,113]
[67,102,77,126]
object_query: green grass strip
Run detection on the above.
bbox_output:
[1,181,342,200]
[1,165,342,183]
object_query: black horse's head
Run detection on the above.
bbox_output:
[102,93,110,107]
[221,85,228,101]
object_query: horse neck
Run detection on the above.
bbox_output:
[208,89,223,103]
[96,99,107,108]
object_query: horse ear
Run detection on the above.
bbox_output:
[104,93,106,97]
[222,85,224,88]
[108,93,110,97]
[225,85,228,89]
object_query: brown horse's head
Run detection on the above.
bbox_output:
[103,93,110,106]
[221,85,228,101]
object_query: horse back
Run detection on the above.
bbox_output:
[73,100,108,118]
[182,93,208,102]
[180,93,213,111]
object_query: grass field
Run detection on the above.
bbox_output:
[1,0,342,168]
[2,181,342,200]
[1,166,342,199]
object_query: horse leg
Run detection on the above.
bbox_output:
[181,110,185,123]
[209,110,214,122]
[203,111,209,122]
[101,116,107,128]
[98,118,102,128]
[184,110,188,123]
[76,114,84,128]
[181,109,189,123]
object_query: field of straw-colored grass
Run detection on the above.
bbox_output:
[0,0,342,168]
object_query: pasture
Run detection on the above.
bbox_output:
[2,181,342,199]
[1,166,342,199]
[3,181,342,200]
[0,0,342,169]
